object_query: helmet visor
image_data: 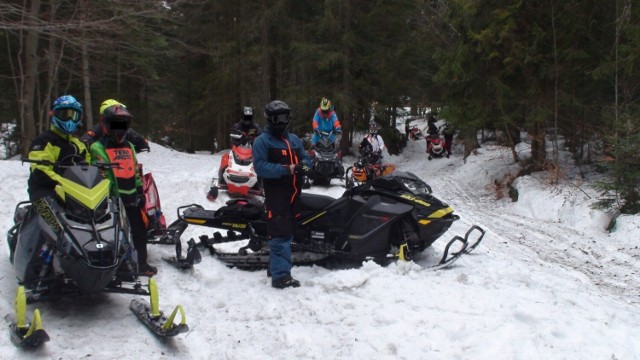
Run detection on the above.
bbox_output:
[54,108,81,122]
[270,113,290,124]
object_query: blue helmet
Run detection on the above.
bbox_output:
[51,95,83,135]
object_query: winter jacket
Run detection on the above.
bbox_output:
[89,137,143,207]
[230,121,262,146]
[311,108,341,145]
[253,127,311,237]
[27,125,91,201]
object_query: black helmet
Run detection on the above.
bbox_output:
[101,102,132,144]
[242,106,254,125]
[264,100,291,134]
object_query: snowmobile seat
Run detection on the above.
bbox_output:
[300,193,335,211]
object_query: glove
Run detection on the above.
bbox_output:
[290,163,310,175]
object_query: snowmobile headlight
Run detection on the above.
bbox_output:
[401,178,431,195]
[65,196,109,223]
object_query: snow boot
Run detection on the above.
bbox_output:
[272,275,300,289]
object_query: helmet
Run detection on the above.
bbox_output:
[99,99,124,115]
[242,106,254,125]
[369,123,379,135]
[320,97,331,111]
[264,100,291,134]
[100,100,132,144]
[51,95,83,135]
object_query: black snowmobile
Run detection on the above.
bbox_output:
[163,171,484,271]
[6,158,188,348]
[307,130,345,186]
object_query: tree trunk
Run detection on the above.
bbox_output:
[20,0,42,156]
[81,42,93,129]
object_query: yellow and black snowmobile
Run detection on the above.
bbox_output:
[6,158,188,348]
[165,171,484,271]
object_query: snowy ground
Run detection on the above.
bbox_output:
[1,123,639,359]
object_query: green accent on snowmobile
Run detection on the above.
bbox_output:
[130,278,189,337]
[11,286,50,347]
[149,277,161,317]
[55,177,110,209]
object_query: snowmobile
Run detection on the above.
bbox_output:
[207,133,263,201]
[163,171,484,271]
[408,125,424,141]
[307,130,345,186]
[426,131,446,160]
[6,158,188,348]
[345,146,396,189]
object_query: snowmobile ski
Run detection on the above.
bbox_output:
[462,225,485,254]
[10,286,50,348]
[162,238,202,269]
[396,225,485,270]
[148,218,188,245]
[130,278,189,337]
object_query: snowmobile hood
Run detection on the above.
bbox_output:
[54,166,110,210]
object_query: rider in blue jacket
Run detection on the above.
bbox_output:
[253,100,312,289]
[311,97,341,147]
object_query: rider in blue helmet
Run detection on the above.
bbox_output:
[50,95,84,134]
[27,95,91,201]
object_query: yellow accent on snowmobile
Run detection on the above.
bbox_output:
[302,211,327,225]
[396,243,409,261]
[418,219,431,225]
[162,305,187,330]
[221,222,247,229]
[149,278,161,317]
[14,286,45,339]
[55,177,110,209]
[427,206,453,219]
[184,218,206,225]
[147,278,188,332]
[399,194,431,208]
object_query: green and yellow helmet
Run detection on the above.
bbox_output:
[320,97,331,111]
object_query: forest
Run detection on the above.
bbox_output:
[1,0,638,213]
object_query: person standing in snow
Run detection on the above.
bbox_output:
[252,100,312,289]
[89,100,157,277]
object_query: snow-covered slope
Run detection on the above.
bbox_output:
[0,128,638,359]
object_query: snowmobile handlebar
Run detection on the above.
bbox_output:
[22,158,122,170]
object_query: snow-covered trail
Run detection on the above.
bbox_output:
[0,136,639,359]
[401,139,640,306]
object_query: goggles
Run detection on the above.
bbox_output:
[270,113,290,124]
[53,108,81,122]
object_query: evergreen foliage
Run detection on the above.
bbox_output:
[0,0,638,212]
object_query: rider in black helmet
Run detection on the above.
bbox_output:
[252,100,312,289]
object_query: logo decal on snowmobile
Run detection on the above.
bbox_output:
[221,222,247,229]
[33,198,61,232]
[361,213,390,222]
[400,194,431,208]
